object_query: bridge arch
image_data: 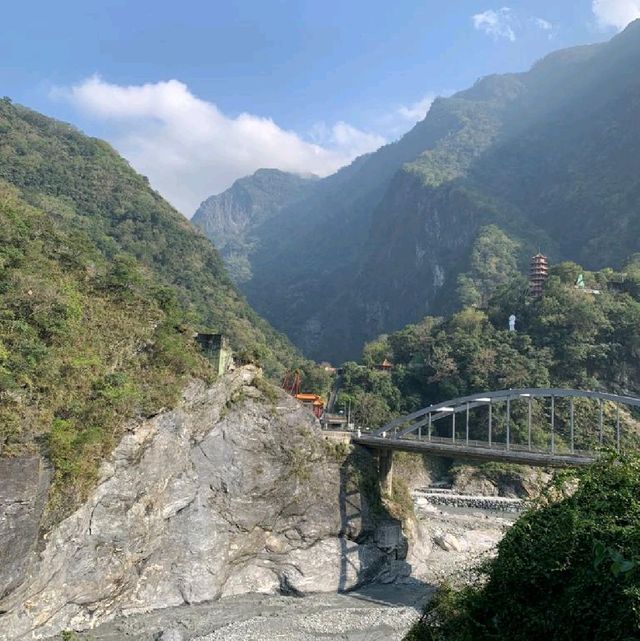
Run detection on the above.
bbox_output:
[352,388,640,470]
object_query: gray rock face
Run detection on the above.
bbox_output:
[0,456,51,599]
[191,169,318,284]
[452,463,551,498]
[0,367,406,640]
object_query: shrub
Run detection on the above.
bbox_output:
[408,453,640,640]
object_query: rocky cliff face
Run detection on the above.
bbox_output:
[0,366,413,640]
[191,169,318,284]
[0,457,51,601]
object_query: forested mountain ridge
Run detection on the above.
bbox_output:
[0,99,311,516]
[191,168,319,284]
[195,21,640,363]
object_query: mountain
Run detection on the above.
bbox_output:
[0,99,308,516]
[192,168,319,284]
[194,20,640,363]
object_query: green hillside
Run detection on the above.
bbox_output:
[0,99,308,518]
[338,253,640,443]
[327,25,640,362]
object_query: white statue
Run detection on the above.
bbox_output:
[508,314,516,332]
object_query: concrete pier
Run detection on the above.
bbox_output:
[378,449,394,495]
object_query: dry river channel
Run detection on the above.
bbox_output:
[65,489,521,641]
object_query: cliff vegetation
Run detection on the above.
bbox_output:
[0,99,321,518]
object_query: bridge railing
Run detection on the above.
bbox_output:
[373,388,640,457]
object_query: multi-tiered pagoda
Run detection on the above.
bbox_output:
[530,252,549,297]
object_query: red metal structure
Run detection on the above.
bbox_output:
[283,370,325,417]
[282,370,301,396]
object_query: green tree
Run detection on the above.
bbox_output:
[456,226,520,308]
[409,454,640,641]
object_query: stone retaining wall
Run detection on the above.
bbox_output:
[419,492,523,512]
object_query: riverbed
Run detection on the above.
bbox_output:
[64,489,519,641]
[65,584,430,641]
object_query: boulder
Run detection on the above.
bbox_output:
[433,532,466,553]
[157,630,184,641]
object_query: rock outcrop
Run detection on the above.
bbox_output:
[191,169,318,285]
[0,366,409,640]
[0,457,51,600]
[452,464,551,498]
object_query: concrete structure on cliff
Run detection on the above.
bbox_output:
[195,333,233,376]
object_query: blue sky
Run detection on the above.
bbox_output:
[2,1,637,214]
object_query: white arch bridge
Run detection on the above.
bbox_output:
[351,388,640,490]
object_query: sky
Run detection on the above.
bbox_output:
[1,0,639,215]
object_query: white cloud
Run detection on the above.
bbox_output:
[371,94,436,139]
[472,8,557,41]
[592,0,640,30]
[309,120,386,156]
[533,17,557,39]
[397,95,435,122]
[535,17,553,31]
[54,76,385,215]
[472,7,516,42]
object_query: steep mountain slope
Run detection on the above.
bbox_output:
[0,99,305,515]
[191,169,318,284]
[196,21,640,363]
[341,24,640,360]
[195,103,461,358]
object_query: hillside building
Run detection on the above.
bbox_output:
[295,393,325,418]
[530,253,549,297]
[195,333,233,376]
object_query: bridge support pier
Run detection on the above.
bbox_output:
[378,448,393,496]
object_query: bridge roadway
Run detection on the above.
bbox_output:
[324,388,640,479]
[351,433,595,467]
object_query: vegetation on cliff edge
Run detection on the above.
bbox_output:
[0,99,322,520]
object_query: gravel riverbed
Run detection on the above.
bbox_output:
[63,584,432,641]
[62,489,519,641]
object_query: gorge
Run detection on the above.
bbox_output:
[3,14,640,641]
[194,20,640,363]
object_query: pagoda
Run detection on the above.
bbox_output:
[530,252,549,297]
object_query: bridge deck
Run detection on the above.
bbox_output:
[352,435,596,467]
